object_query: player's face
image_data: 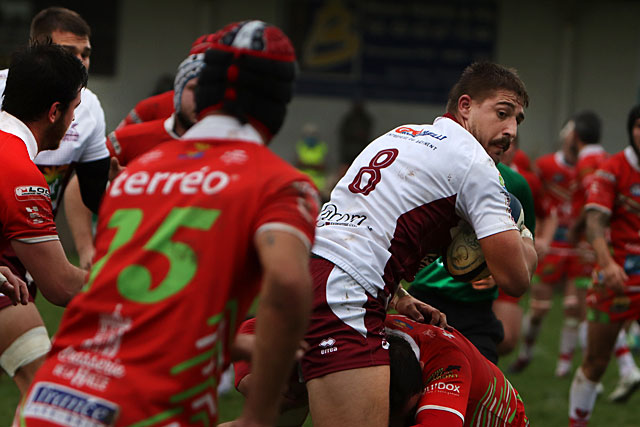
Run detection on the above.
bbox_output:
[467,90,524,165]
[560,120,578,164]
[179,77,199,128]
[42,89,82,151]
[50,30,91,70]
[632,118,640,153]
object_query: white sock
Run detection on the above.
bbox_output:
[559,317,579,360]
[614,329,638,377]
[569,367,598,424]
[578,320,588,350]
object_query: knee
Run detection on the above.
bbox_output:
[0,326,51,378]
[583,351,611,380]
[563,295,581,318]
[498,333,518,355]
[530,298,552,319]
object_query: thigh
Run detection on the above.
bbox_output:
[307,365,390,427]
[493,299,523,354]
[0,303,45,354]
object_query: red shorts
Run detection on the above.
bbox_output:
[301,257,389,381]
[0,252,35,310]
[535,243,592,286]
[586,271,640,323]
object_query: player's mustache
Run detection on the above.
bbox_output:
[490,136,511,151]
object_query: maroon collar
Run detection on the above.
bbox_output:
[442,112,460,124]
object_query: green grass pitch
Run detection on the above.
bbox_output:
[2,293,639,425]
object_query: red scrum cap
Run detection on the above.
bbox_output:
[195,20,297,139]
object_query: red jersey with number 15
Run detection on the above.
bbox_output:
[21,116,319,427]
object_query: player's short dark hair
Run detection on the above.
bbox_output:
[446,62,529,114]
[572,110,601,145]
[2,42,88,122]
[30,7,91,42]
[388,334,424,421]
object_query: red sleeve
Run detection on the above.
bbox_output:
[0,151,57,243]
[106,131,122,162]
[117,91,175,130]
[254,174,320,250]
[414,345,472,426]
[412,410,463,427]
[585,160,617,214]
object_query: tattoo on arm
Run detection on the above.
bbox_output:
[585,210,609,244]
[265,232,276,246]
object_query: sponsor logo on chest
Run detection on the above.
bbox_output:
[23,382,119,426]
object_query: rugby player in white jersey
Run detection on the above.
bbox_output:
[0,7,108,398]
[301,62,538,427]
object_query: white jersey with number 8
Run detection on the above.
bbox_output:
[312,116,517,299]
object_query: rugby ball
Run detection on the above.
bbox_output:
[443,193,524,282]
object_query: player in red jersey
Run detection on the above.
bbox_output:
[0,43,89,398]
[509,123,587,376]
[386,315,529,427]
[568,111,640,399]
[17,21,320,427]
[568,105,640,425]
[115,34,215,130]
[230,315,529,427]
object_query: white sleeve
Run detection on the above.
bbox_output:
[78,89,109,162]
[456,152,517,239]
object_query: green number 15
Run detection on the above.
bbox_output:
[85,207,220,303]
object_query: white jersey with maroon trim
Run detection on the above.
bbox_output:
[313,116,517,298]
[0,69,109,212]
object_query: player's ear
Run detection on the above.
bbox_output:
[457,95,472,120]
[47,102,61,123]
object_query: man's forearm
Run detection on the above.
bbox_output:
[585,209,612,267]
[64,175,96,269]
[242,276,312,425]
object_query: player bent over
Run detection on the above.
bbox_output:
[568,105,640,425]
[230,315,530,427]
[302,62,537,427]
[17,21,320,427]
[387,315,529,426]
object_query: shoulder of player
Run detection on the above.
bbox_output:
[0,142,47,184]
[599,149,632,174]
[136,90,174,114]
[78,87,106,123]
[254,146,316,186]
